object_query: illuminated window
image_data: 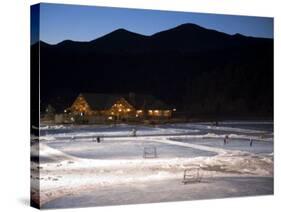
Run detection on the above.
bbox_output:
[164,110,171,116]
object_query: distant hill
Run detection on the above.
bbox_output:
[32,23,273,118]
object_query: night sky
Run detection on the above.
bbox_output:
[31,3,273,45]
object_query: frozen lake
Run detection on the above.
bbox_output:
[172,137,273,155]
[43,176,273,209]
[32,121,274,208]
[39,121,273,141]
[47,139,217,160]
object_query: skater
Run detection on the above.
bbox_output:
[224,135,229,145]
[97,136,101,143]
[132,128,137,137]
[250,138,253,147]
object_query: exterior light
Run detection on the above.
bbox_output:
[137,110,142,113]
[136,114,139,117]
[173,108,176,112]
[118,109,122,112]
[108,116,113,120]
[64,109,67,113]
[148,110,152,113]
[127,108,131,112]
[155,110,159,113]
[111,112,114,115]
[80,112,83,116]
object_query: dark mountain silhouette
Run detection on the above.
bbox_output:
[32,23,273,118]
[91,28,148,48]
[149,23,258,52]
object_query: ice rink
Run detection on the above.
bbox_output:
[31,121,273,208]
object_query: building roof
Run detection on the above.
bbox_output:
[80,93,170,110]
[41,94,77,114]
[125,94,170,110]
[81,93,122,110]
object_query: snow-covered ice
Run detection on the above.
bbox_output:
[39,124,200,140]
[31,121,273,208]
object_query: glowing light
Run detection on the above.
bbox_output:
[136,114,139,117]
[173,108,176,112]
[137,110,142,113]
[126,108,131,112]
[154,110,159,113]
[111,112,114,115]
[64,109,67,113]
[118,109,122,112]
[148,110,153,113]
[108,116,113,120]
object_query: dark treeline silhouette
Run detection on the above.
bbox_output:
[32,23,273,118]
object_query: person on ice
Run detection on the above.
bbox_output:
[250,138,253,147]
[224,135,229,145]
[132,128,137,137]
[215,121,219,126]
[97,136,101,143]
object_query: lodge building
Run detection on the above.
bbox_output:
[66,93,173,121]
